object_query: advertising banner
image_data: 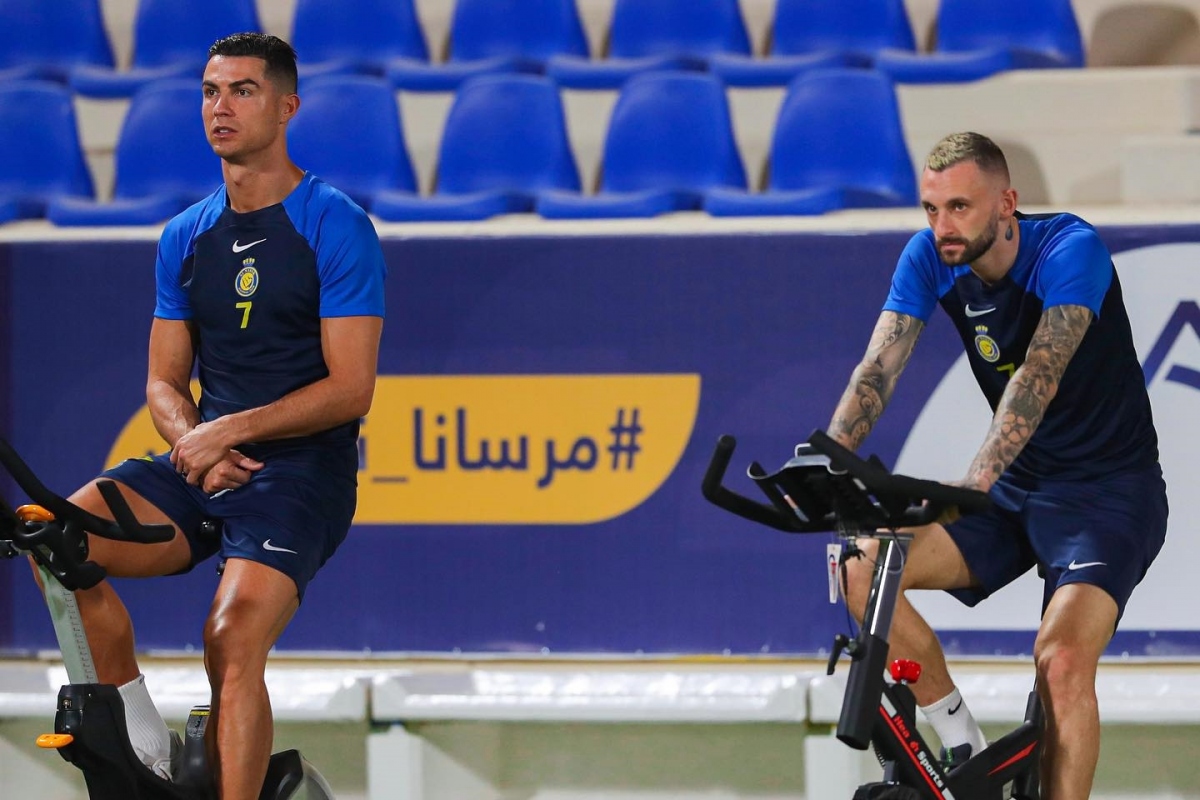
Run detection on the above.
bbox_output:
[0,226,1196,657]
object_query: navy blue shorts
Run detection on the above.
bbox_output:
[101,447,357,602]
[945,463,1168,621]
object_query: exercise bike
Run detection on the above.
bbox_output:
[702,430,1043,800]
[0,434,336,800]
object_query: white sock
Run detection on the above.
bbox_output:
[117,674,173,779]
[919,686,988,755]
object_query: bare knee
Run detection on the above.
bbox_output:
[203,605,270,690]
[1034,638,1098,710]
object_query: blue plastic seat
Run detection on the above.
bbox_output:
[292,0,428,81]
[48,81,221,226]
[538,72,745,218]
[711,0,917,87]
[372,74,579,221]
[0,82,94,222]
[387,0,588,92]
[70,0,262,98]
[705,69,916,216]
[873,0,1084,84]
[0,198,19,225]
[0,0,113,83]
[288,76,416,211]
[548,0,751,89]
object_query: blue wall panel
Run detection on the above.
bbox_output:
[1,225,1198,657]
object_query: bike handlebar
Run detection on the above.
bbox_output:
[702,430,991,533]
[0,435,175,590]
[0,436,173,545]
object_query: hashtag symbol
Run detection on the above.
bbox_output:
[607,408,642,470]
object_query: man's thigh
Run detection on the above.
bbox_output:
[68,464,208,578]
[209,557,300,651]
[942,477,1039,606]
[1027,464,1168,621]
[1037,582,1118,664]
[210,454,356,603]
[889,522,978,591]
[96,450,220,575]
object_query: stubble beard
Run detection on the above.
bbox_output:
[938,213,1000,266]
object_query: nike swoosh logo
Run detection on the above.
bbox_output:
[948,700,963,715]
[964,305,996,318]
[262,539,298,554]
[232,238,267,253]
[1068,560,1106,570]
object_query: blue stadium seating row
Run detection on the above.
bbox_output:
[0,68,918,225]
[0,0,1085,96]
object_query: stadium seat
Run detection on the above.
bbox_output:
[291,0,428,81]
[0,82,94,222]
[372,74,579,222]
[873,0,1084,83]
[548,0,751,89]
[70,0,262,98]
[0,0,113,84]
[47,80,221,226]
[289,76,416,211]
[0,198,18,225]
[710,0,917,87]
[705,69,916,216]
[387,0,588,92]
[537,72,745,218]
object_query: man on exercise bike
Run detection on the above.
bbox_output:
[32,33,387,800]
[826,132,1166,800]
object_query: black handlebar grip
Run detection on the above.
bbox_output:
[701,436,804,533]
[700,434,737,503]
[0,436,174,545]
[889,474,992,527]
[0,436,119,536]
[96,480,175,544]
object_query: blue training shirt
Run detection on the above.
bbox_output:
[154,172,387,453]
[885,211,1158,480]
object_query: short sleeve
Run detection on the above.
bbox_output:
[882,232,940,322]
[153,214,193,320]
[1036,227,1112,316]
[313,201,387,318]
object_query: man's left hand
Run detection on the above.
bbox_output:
[171,419,236,486]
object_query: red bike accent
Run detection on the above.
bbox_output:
[988,741,1039,775]
[890,659,922,684]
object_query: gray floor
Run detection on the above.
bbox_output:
[0,718,368,800]
[3,717,1199,799]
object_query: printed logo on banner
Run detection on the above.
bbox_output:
[897,243,1200,633]
[106,374,701,524]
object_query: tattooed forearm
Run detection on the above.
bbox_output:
[965,304,1092,488]
[828,312,923,451]
[827,359,885,450]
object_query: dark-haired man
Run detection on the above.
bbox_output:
[55,33,386,799]
[829,131,1166,799]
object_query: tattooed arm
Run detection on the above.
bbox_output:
[961,304,1093,491]
[827,311,925,451]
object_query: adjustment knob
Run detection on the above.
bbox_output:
[889,659,922,684]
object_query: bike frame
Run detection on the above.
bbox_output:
[702,431,1043,800]
[851,536,1042,800]
[0,436,335,800]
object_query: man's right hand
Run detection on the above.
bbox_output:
[933,502,962,527]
